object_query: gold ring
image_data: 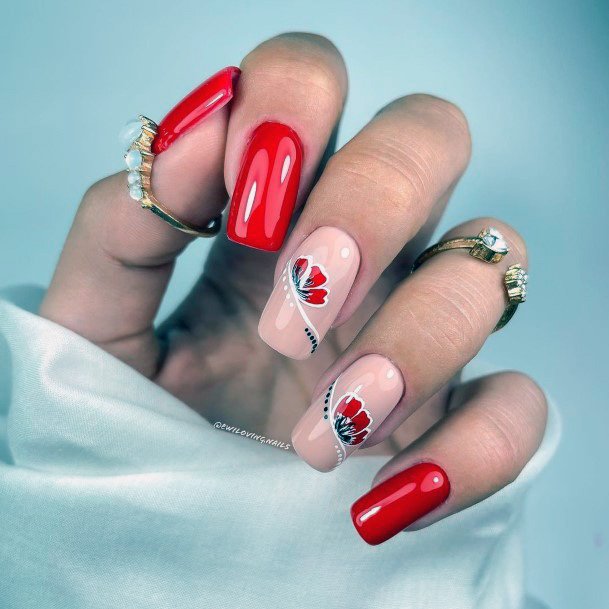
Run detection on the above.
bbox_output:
[412,226,510,271]
[120,115,222,237]
[493,263,528,332]
[411,227,528,332]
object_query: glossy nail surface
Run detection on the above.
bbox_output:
[152,66,240,154]
[258,227,359,359]
[227,122,303,251]
[351,462,450,545]
[292,355,403,472]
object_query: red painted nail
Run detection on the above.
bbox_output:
[227,122,303,251]
[351,462,450,545]
[152,66,240,154]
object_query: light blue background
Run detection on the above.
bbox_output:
[1,1,607,607]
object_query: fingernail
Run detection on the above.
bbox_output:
[292,355,403,472]
[258,227,360,358]
[152,66,241,154]
[351,462,450,545]
[227,122,303,251]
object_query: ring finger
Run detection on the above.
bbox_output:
[292,217,528,472]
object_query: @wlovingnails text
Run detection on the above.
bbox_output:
[214,421,291,450]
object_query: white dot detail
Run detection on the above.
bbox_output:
[433,476,440,484]
[387,368,395,379]
[340,247,350,259]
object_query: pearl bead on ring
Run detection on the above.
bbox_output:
[120,115,222,237]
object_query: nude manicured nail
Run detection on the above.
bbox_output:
[258,227,360,359]
[351,462,450,545]
[292,355,404,472]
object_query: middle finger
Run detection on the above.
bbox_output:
[258,93,472,359]
[224,33,348,252]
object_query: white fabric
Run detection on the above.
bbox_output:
[0,287,559,609]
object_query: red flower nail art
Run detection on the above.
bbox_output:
[333,392,373,446]
[291,256,329,307]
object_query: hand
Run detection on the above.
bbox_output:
[41,33,547,545]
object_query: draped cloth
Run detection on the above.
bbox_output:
[0,287,559,609]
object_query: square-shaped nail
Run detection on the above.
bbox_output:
[351,462,450,545]
[292,355,404,472]
[258,226,360,359]
[227,122,303,251]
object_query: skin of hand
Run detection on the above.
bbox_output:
[40,33,547,543]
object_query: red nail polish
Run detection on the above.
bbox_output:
[152,66,240,154]
[351,462,450,545]
[227,122,303,251]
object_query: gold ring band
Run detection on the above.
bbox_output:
[411,227,527,332]
[121,115,222,238]
[412,227,510,271]
[493,263,528,332]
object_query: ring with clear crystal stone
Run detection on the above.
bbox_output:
[411,226,528,332]
[411,226,510,272]
[493,263,528,332]
[120,115,222,238]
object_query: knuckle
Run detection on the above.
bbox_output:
[421,95,470,138]
[501,371,549,429]
[405,275,489,364]
[390,94,471,158]
[79,176,119,225]
[243,34,346,104]
[273,32,343,60]
[332,140,437,215]
[81,176,111,209]
[473,405,526,486]
[330,95,473,216]
[469,371,548,489]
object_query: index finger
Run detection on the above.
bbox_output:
[40,67,238,375]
